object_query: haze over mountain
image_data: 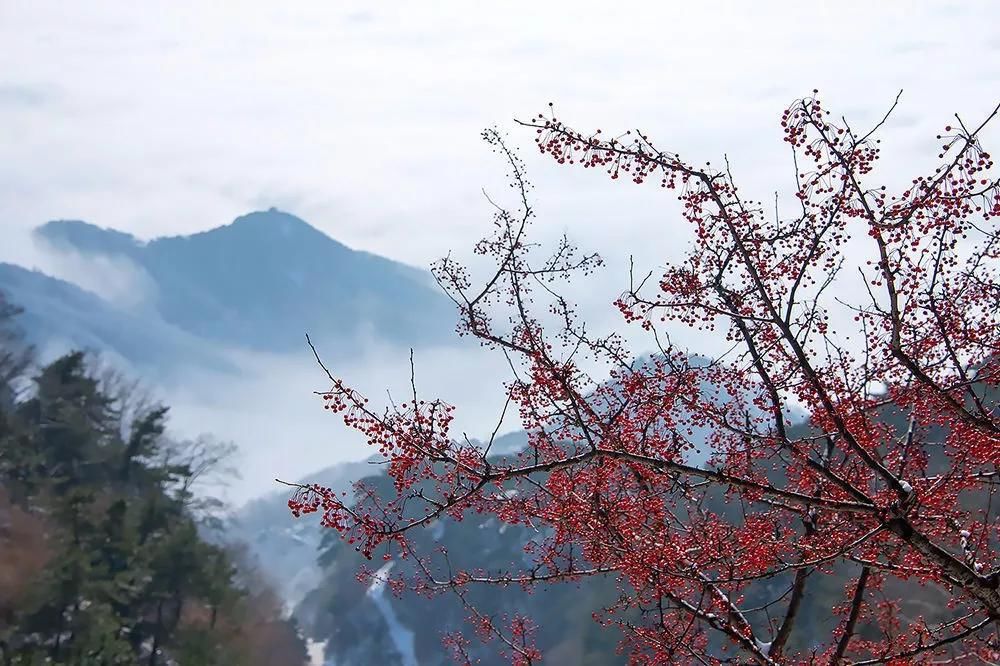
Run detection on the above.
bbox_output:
[29,208,456,357]
[0,262,235,378]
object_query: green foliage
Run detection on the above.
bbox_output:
[0,302,308,665]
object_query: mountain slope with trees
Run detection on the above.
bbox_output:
[0,294,309,665]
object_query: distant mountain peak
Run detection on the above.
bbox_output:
[237,207,310,227]
[200,208,348,250]
[226,208,317,234]
[35,209,338,255]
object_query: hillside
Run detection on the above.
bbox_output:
[0,263,235,379]
[0,318,310,664]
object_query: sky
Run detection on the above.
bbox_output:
[2,1,999,502]
[3,2,999,269]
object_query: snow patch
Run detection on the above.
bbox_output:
[367,561,418,666]
[866,380,888,396]
[306,638,330,666]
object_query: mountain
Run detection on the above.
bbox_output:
[33,209,456,355]
[228,456,384,606]
[292,459,626,666]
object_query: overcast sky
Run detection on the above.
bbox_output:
[3,2,999,269]
[2,1,999,501]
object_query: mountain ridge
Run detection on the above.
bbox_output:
[12,208,458,363]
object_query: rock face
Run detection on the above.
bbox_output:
[227,457,380,606]
[292,461,627,666]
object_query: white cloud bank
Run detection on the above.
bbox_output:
[158,338,516,504]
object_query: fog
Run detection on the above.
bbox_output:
[158,339,518,505]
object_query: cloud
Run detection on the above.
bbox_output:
[2,1,997,269]
[0,224,157,310]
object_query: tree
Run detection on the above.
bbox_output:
[289,92,1000,664]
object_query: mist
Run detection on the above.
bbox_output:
[158,338,517,506]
